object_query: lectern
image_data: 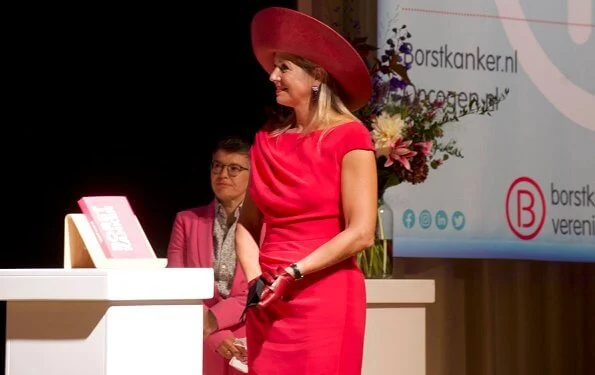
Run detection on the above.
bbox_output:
[0,268,214,375]
[363,279,435,375]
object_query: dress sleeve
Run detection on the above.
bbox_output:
[336,122,375,161]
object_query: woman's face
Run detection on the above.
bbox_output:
[269,53,317,109]
[210,150,250,205]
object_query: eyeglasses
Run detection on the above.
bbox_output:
[211,161,249,177]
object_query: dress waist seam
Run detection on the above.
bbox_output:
[262,235,333,245]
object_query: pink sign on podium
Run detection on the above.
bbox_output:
[63,196,166,269]
[78,196,155,259]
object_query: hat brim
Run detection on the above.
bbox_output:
[251,7,372,111]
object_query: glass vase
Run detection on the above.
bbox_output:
[357,199,394,279]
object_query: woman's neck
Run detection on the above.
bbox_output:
[294,104,316,133]
[293,113,351,133]
[218,198,242,219]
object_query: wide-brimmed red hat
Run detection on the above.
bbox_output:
[251,7,372,111]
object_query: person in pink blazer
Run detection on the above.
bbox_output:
[167,136,250,375]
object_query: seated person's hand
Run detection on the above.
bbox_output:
[216,336,247,362]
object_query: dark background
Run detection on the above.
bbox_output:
[2,1,295,371]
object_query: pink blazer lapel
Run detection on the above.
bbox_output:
[190,200,246,307]
[194,201,216,269]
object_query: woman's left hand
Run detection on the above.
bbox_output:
[258,266,294,308]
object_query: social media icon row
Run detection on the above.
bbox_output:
[402,209,465,230]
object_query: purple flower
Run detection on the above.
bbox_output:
[399,43,412,54]
[389,77,407,91]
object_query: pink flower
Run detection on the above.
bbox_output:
[385,138,418,171]
[424,111,436,120]
[432,99,444,108]
[414,141,433,156]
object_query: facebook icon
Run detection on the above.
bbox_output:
[402,209,415,229]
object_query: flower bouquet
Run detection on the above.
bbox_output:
[350,25,509,278]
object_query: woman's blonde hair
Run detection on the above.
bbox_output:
[270,53,359,136]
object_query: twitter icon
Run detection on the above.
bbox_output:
[452,211,466,231]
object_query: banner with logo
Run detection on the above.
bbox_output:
[378,0,595,262]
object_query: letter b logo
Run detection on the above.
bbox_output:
[506,177,547,240]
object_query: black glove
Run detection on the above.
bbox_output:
[240,276,266,322]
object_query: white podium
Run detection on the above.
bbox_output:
[363,279,435,375]
[0,268,214,375]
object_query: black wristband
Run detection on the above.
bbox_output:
[289,263,303,279]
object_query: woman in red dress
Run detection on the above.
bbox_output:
[235,7,377,375]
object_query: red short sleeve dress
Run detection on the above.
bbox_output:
[246,121,375,375]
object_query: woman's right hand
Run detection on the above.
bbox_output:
[216,336,246,362]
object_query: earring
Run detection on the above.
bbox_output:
[311,85,320,102]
